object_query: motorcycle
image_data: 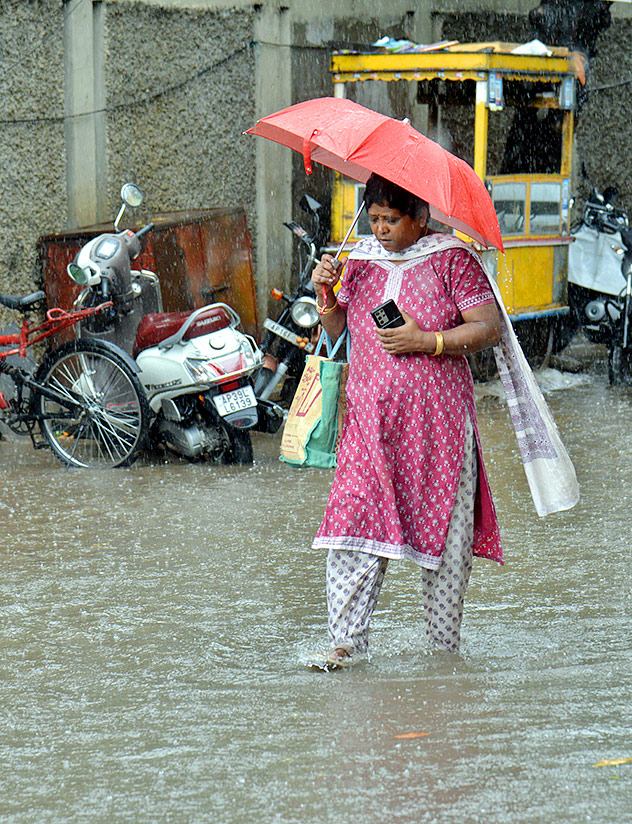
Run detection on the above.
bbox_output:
[67,183,283,463]
[561,186,632,383]
[254,194,326,404]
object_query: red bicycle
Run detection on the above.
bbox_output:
[0,290,150,468]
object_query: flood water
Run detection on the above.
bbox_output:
[0,356,631,823]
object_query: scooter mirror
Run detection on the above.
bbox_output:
[67,262,90,286]
[120,183,143,208]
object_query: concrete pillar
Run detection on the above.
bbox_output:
[63,0,105,228]
[252,3,293,319]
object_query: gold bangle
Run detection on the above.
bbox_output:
[317,297,338,316]
[432,331,444,357]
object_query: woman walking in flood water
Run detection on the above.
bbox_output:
[310,173,503,668]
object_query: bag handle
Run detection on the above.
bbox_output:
[316,327,350,360]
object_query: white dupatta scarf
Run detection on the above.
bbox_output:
[348,233,580,516]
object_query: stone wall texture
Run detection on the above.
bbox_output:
[102,1,257,219]
[0,0,66,298]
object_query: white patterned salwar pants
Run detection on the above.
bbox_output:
[325,416,477,655]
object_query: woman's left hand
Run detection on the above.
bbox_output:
[376,303,501,356]
[376,310,433,355]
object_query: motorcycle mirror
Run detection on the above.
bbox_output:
[300,194,322,214]
[67,262,90,286]
[121,182,143,208]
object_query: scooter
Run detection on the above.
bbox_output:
[254,194,325,404]
[561,186,632,383]
[67,183,283,463]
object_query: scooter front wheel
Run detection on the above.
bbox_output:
[35,339,151,468]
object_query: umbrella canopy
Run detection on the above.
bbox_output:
[246,96,503,251]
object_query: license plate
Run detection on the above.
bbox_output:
[263,318,315,353]
[213,385,256,417]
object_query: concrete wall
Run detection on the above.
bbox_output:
[573,16,632,211]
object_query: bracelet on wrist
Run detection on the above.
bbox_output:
[431,331,444,357]
[317,297,338,316]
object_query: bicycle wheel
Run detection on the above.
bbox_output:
[35,339,150,468]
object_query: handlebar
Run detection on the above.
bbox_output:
[136,222,155,240]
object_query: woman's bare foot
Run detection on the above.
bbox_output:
[326,646,354,668]
[328,648,351,662]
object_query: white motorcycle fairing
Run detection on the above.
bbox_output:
[135,324,262,415]
[569,225,626,297]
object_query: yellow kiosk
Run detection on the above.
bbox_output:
[328,42,581,358]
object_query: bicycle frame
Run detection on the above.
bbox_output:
[0,302,115,418]
[0,302,113,359]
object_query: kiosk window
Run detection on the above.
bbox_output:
[491,182,527,236]
[529,182,562,235]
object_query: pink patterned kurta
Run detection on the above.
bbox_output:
[312,233,503,570]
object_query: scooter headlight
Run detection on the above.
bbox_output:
[290,296,320,328]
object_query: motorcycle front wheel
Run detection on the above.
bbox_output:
[607,344,632,386]
[35,339,151,468]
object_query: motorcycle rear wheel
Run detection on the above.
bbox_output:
[224,428,254,465]
[35,339,150,468]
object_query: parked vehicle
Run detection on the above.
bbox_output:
[0,291,150,468]
[67,184,283,464]
[559,186,632,383]
[254,194,326,404]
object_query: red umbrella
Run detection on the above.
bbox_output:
[246,96,503,252]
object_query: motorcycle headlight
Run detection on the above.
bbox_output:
[290,296,320,328]
[585,300,606,322]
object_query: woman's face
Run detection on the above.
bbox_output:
[367,201,428,252]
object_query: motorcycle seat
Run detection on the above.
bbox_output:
[133,305,233,358]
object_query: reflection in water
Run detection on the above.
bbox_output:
[0,369,631,823]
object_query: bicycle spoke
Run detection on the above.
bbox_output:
[37,343,149,468]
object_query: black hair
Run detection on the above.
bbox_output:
[363,173,429,220]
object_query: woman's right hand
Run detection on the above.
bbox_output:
[312,253,342,293]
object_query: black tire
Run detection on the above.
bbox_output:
[467,349,498,382]
[552,313,580,354]
[279,375,300,406]
[514,318,555,368]
[35,339,150,468]
[608,345,629,385]
[224,428,254,465]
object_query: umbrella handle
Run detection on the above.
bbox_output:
[321,201,365,311]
